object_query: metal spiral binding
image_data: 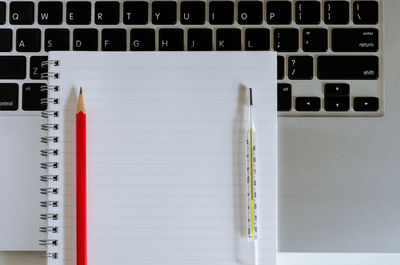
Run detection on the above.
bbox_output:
[41,111,59,118]
[40,253,58,259]
[40,226,58,233]
[40,201,58,207]
[40,60,60,259]
[39,239,58,246]
[41,98,59,105]
[40,85,59,92]
[40,213,58,220]
[40,162,58,169]
[41,60,59,68]
[40,175,58,182]
[40,149,58,156]
[41,124,59,131]
[41,136,58,144]
[40,188,58,194]
[41,72,59,79]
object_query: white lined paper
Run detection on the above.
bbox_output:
[46,52,277,265]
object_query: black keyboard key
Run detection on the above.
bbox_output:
[0,29,12,52]
[187,29,212,51]
[45,29,70,51]
[278,56,284,80]
[16,29,41,52]
[324,1,349,25]
[152,1,177,25]
[238,1,263,25]
[22,83,47,111]
[30,56,47,80]
[216,29,241,51]
[74,29,98,51]
[102,29,127,51]
[303,28,328,52]
[266,1,292,25]
[10,1,34,25]
[0,56,26,79]
[318,56,379,80]
[38,1,63,25]
[326,91,351,106]
[354,97,379,111]
[95,1,120,25]
[296,1,320,25]
[181,1,205,25]
[324,84,350,97]
[209,1,234,25]
[124,1,148,25]
[245,28,270,50]
[0,83,18,111]
[353,1,378,24]
[0,2,5,24]
[159,29,183,51]
[274,29,299,52]
[67,1,91,25]
[332,28,378,52]
[288,56,313,80]
[296,97,320,111]
[130,29,155,51]
[325,97,350,112]
[278,84,292,111]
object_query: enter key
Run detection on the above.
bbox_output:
[332,28,378,52]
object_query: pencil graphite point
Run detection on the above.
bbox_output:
[76,87,86,114]
[249,88,253,106]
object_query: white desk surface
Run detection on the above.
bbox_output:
[1,252,400,265]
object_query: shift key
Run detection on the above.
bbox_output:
[0,56,27,79]
[318,56,378,80]
[0,83,19,110]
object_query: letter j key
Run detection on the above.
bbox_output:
[187,29,212,51]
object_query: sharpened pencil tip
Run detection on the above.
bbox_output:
[76,87,86,113]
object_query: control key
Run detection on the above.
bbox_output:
[0,83,18,111]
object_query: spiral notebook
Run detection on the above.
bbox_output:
[41,51,277,265]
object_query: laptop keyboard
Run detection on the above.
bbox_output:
[0,0,383,117]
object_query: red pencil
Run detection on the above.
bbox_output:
[76,88,87,265]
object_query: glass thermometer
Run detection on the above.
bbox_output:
[246,87,258,240]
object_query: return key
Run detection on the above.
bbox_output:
[332,28,378,52]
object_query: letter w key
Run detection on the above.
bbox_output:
[38,2,63,25]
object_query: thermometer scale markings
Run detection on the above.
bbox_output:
[246,87,258,240]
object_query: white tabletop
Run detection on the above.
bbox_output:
[1,252,400,265]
